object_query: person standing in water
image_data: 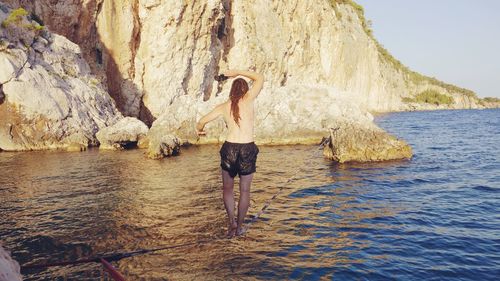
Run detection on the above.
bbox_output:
[196,69,264,238]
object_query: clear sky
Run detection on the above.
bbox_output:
[355,0,500,98]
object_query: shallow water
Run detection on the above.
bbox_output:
[0,109,499,280]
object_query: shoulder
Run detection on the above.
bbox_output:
[241,94,255,103]
[217,101,228,108]
[215,101,229,112]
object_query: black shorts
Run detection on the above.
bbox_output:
[220,141,259,178]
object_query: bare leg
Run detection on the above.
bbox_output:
[236,173,253,236]
[222,170,237,238]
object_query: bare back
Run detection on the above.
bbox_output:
[196,70,263,143]
[223,96,255,143]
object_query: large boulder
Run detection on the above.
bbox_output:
[145,132,181,160]
[96,117,148,150]
[323,119,412,163]
[0,5,121,151]
[145,135,181,160]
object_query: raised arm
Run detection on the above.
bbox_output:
[196,103,225,136]
[223,69,264,101]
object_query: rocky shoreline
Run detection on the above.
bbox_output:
[0,1,498,163]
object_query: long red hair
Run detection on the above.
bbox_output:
[229,78,249,126]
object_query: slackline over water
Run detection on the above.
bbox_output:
[23,144,325,270]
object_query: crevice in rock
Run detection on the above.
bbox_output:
[139,99,155,127]
[180,3,205,99]
[8,123,13,140]
[96,1,104,22]
[129,0,141,79]
[95,47,103,65]
[280,71,288,86]
[0,83,4,104]
[176,3,187,26]
[2,43,33,85]
[209,0,234,100]
[220,0,234,61]
[138,63,154,126]
[182,57,193,95]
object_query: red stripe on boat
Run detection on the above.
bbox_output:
[100,258,126,281]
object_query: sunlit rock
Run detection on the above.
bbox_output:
[0,5,121,151]
[96,117,148,150]
[323,119,412,163]
[145,133,181,160]
[0,0,489,160]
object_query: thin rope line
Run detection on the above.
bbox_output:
[22,143,325,270]
[243,145,324,230]
[23,239,220,269]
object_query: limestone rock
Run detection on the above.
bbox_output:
[323,119,412,163]
[4,0,487,122]
[96,117,148,150]
[480,98,500,108]
[66,142,87,152]
[0,1,488,161]
[145,130,181,160]
[150,84,376,146]
[0,245,22,281]
[0,5,121,151]
[137,134,149,149]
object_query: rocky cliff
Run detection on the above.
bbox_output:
[0,3,123,151]
[3,0,487,118]
[0,0,490,161]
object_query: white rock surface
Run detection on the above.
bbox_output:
[149,84,375,144]
[322,118,412,163]
[96,116,148,150]
[1,0,491,159]
[4,1,487,121]
[145,132,181,159]
[0,4,122,151]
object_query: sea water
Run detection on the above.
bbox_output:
[0,109,498,280]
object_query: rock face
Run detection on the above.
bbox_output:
[151,85,378,145]
[0,245,22,281]
[323,119,412,163]
[145,132,181,160]
[0,0,487,161]
[0,4,123,151]
[5,0,487,118]
[96,116,148,150]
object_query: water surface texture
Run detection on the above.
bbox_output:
[0,109,499,280]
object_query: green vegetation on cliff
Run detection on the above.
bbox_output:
[403,90,454,105]
[1,7,28,28]
[482,97,500,103]
[330,0,373,36]
[329,0,477,100]
[479,97,500,107]
[1,7,43,31]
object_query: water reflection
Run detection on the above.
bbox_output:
[0,145,400,280]
[1,110,498,281]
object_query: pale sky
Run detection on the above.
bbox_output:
[355,0,500,98]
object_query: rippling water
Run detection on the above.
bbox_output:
[0,109,499,280]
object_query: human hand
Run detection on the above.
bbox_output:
[196,123,206,136]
